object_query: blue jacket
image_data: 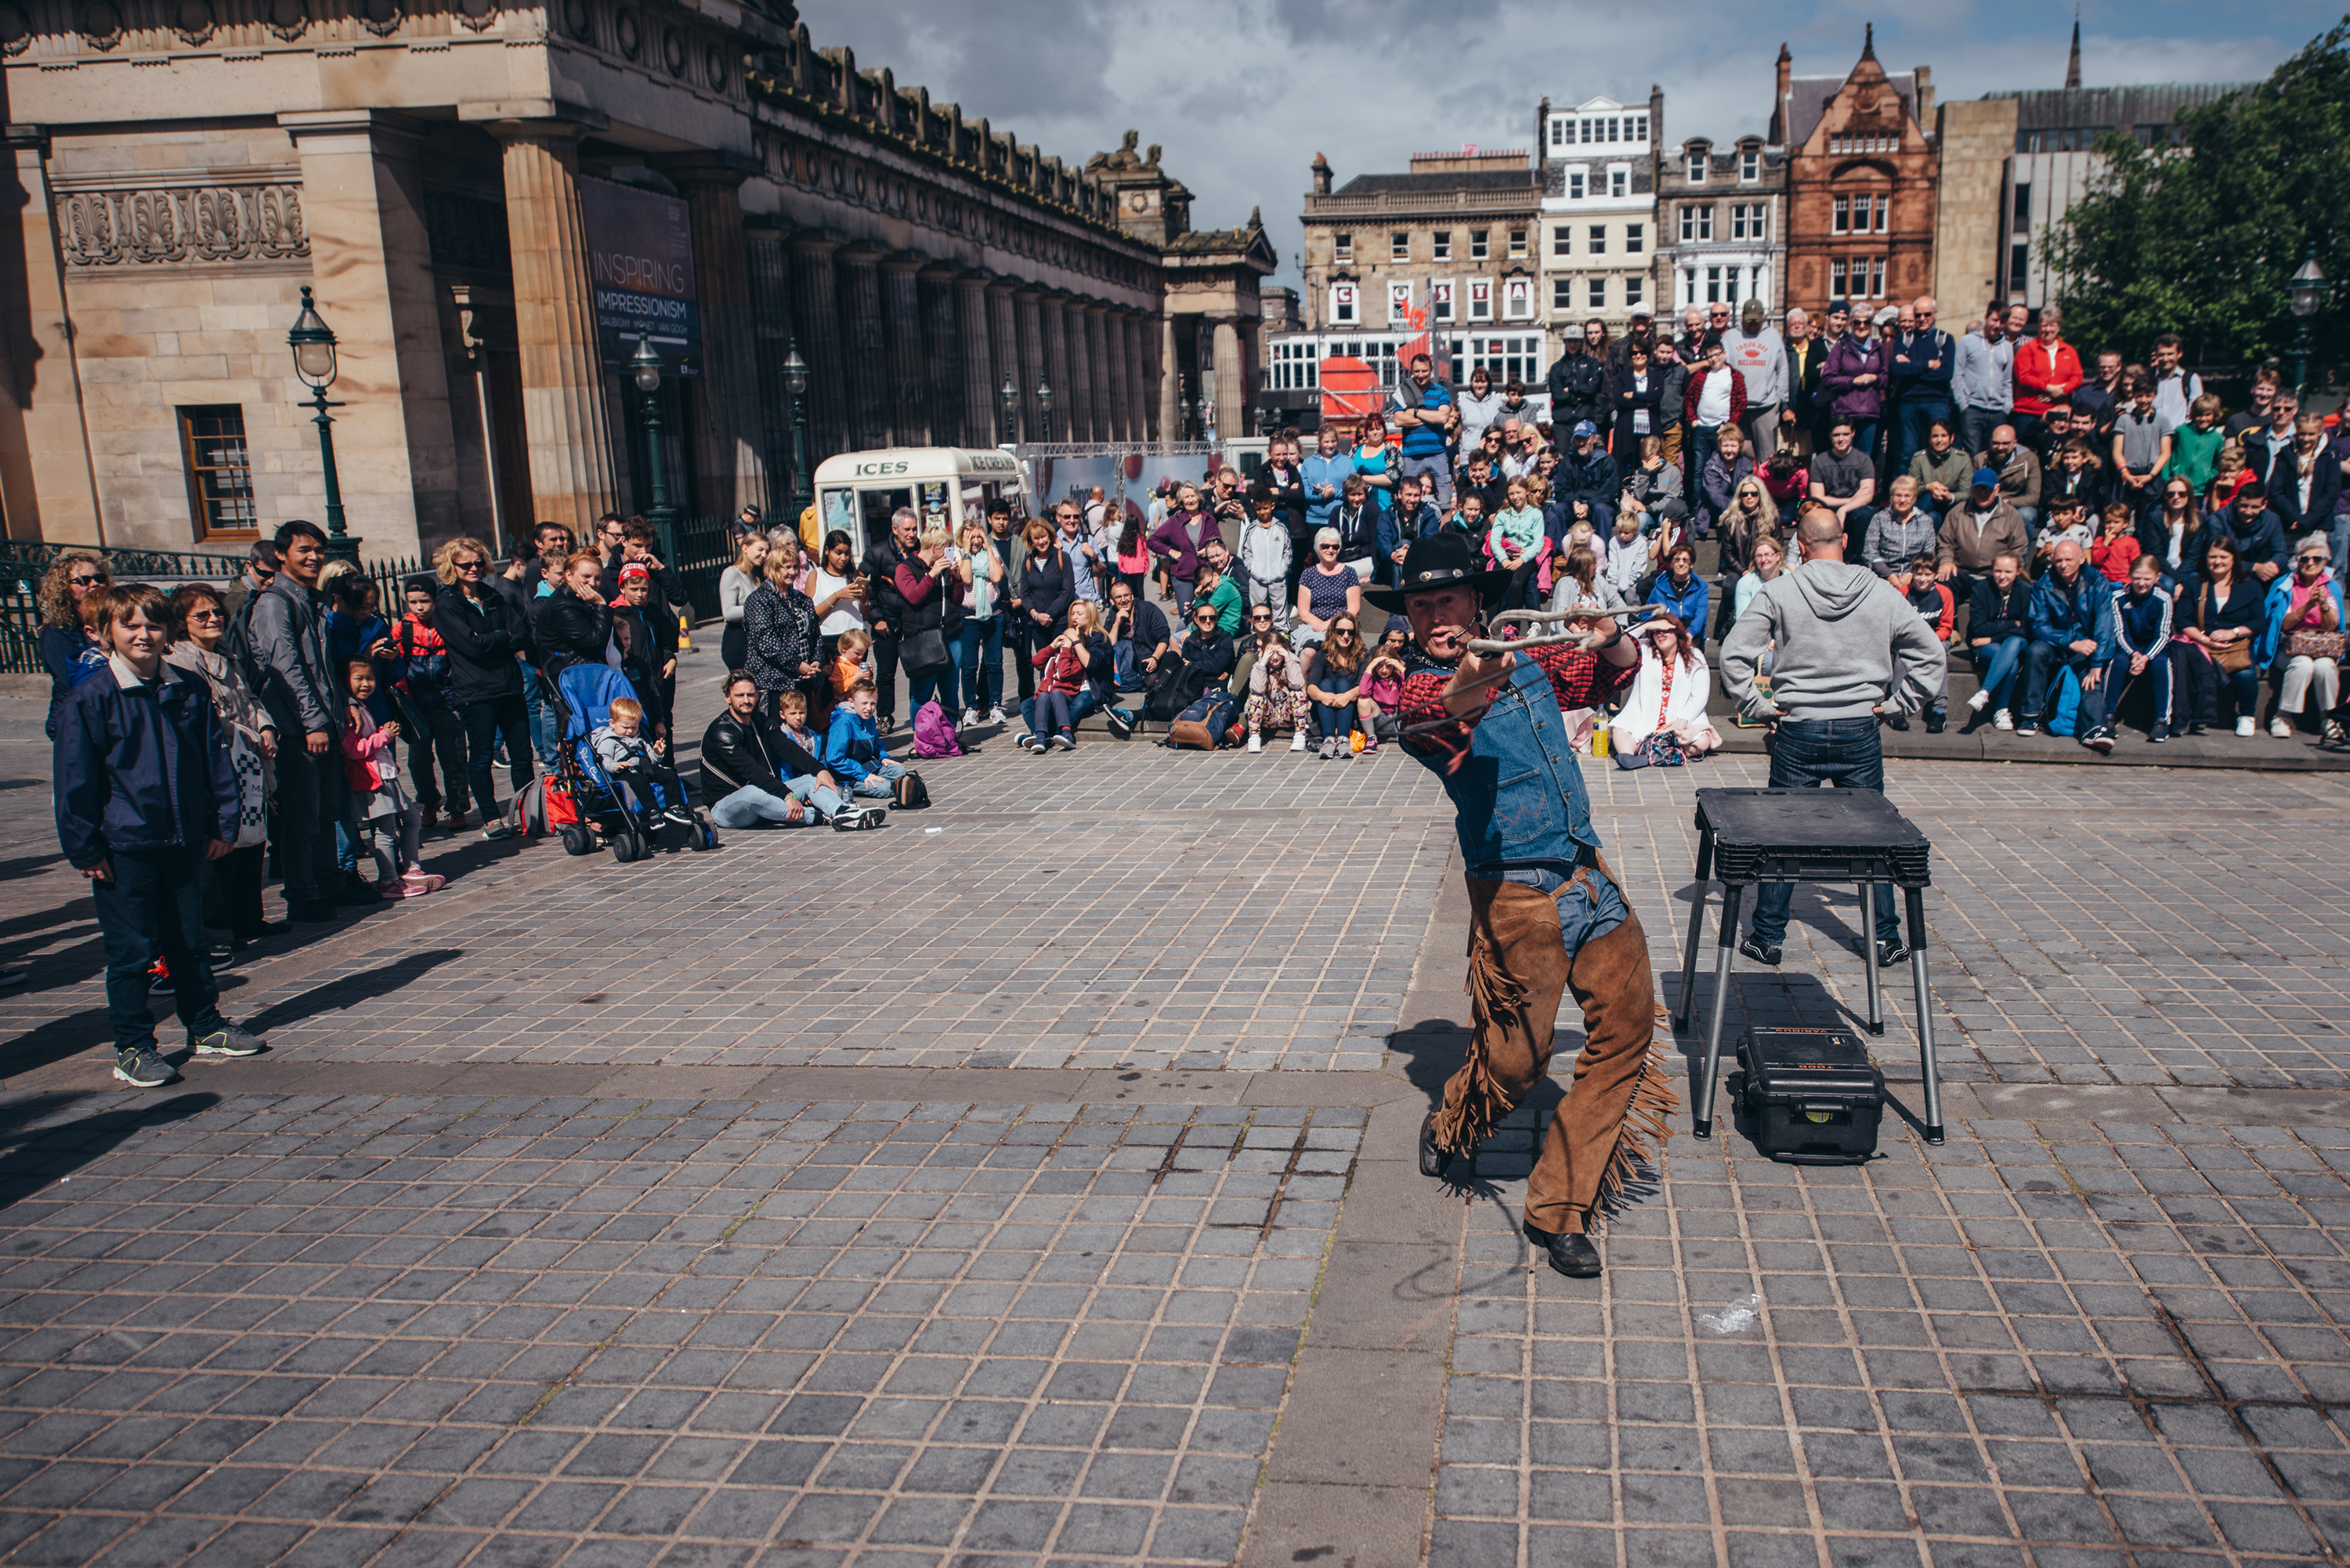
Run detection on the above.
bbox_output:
[1376,498,1443,559]
[1553,446,1619,511]
[2256,573,2345,666]
[822,705,885,783]
[1645,570,1709,642]
[1413,654,1601,876]
[1889,328,1955,401]
[2028,569,2117,662]
[1300,452,1355,533]
[54,656,240,870]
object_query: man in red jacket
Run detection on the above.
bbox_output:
[2012,304,2083,450]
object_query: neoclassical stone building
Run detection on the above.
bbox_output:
[0,0,1271,556]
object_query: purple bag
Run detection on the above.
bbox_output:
[911,700,964,759]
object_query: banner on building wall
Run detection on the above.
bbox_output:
[581,175,701,377]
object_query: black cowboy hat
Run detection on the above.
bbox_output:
[1362,530,1516,613]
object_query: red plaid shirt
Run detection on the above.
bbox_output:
[1399,642,1635,774]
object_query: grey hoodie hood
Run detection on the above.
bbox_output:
[1718,558,1947,724]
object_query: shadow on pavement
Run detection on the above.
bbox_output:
[0,1089,219,1208]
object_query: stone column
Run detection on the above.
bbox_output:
[1125,313,1151,443]
[0,127,99,544]
[788,230,848,464]
[665,156,766,518]
[1063,298,1094,444]
[1014,287,1044,444]
[985,282,1020,443]
[1158,313,1181,442]
[743,217,797,515]
[920,263,964,453]
[956,272,996,446]
[1085,305,1113,444]
[1209,316,1245,444]
[1101,306,1130,444]
[484,118,615,533]
[286,109,463,553]
[880,252,926,446]
[1040,294,1074,443]
[837,244,890,450]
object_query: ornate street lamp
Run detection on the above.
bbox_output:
[2290,243,2326,402]
[1000,371,1021,444]
[631,331,677,537]
[783,339,813,516]
[1036,376,1054,444]
[1178,384,1195,441]
[287,286,356,565]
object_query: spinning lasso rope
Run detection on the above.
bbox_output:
[1401,605,1668,737]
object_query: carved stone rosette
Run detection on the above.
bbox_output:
[59,182,309,269]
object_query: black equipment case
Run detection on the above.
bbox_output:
[1731,1028,1885,1164]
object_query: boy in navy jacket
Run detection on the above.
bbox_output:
[54,584,265,1087]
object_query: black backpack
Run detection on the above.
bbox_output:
[221,587,269,694]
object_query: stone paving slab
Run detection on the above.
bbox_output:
[0,1090,1361,1567]
[1431,1104,2350,1568]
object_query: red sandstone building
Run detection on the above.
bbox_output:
[1777,28,1940,316]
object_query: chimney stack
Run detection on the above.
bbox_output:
[1535,96,1549,179]
[1771,44,1791,143]
[1310,152,1332,196]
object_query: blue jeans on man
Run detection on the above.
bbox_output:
[1744,717,1902,951]
[710,775,846,828]
[1897,399,1950,477]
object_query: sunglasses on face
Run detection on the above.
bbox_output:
[186,609,223,623]
[457,558,486,571]
[70,575,102,587]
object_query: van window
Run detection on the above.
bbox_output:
[819,487,857,546]
[918,481,951,526]
[859,486,912,551]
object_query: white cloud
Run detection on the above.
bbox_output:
[795,0,2308,292]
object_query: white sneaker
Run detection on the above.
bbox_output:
[1246,732,1263,753]
[1289,731,1308,752]
[986,706,1007,724]
[1967,688,1990,713]
[2237,716,2258,738]
[960,708,979,728]
[1992,709,2012,730]
[2271,717,2293,738]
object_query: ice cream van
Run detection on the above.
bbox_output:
[812,447,1035,551]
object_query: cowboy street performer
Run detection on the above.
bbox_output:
[1369,534,1677,1279]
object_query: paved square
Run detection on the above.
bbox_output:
[0,1092,1358,1566]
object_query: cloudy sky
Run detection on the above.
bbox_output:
[797,0,2323,291]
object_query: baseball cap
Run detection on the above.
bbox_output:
[1572,420,1598,438]
[618,562,652,583]
[1828,299,1852,316]
[1970,467,2001,490]
[1629,302,1654,319]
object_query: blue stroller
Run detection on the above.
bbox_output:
[545,662,716,862]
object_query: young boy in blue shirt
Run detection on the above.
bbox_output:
[824,680,909,799]
[55,583,266,1087]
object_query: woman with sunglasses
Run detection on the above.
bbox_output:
[166,583,280,947]
[1149,600,1236,742]
[2136,475,2205,587]
[437,536,536,840]
[1301,615,1368,759]
[2257,534,2345,742]
[37,551,110,739]
[1292,527,1363,653]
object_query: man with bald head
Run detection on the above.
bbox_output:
[1890,294,1954,478]
[2015,536,2115,742]
[1719,504,1946,968]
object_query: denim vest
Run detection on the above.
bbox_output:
[1426,656,1602,877]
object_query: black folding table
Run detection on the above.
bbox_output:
[1670,786,1944,1144]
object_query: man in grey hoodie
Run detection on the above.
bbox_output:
[1718,506,1947,967]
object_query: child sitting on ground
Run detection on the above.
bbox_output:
[2090,502,2142,583]
[341,659,439,898]
[1359,633,1408,750]
[829,627,873,706]
[825,679,909,798]
[593,695,692,826]
[1896,555,1954,735]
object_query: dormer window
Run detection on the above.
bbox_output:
[1687,152,1708,183]
[1741,149,1759,182]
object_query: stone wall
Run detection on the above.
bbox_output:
[1933,99,2020,318]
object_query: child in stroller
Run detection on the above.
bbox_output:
[592,696,692,826]
[547,661,715,862]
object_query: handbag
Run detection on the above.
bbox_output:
[2287,630,2346,661]
[2201,586,2253,672]
[902,627,950,677]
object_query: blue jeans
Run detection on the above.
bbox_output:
[2020,640,2093,724]
[1745,717,1901,948]
[1958,405,2005,459]
[850,758,907,799]
[1021,686,1099,738]
[710,775,845,828]
[1970,636,2025,710]
[462,695,533,822]
[955,613,1003,713]
[1311,670,1356,739]
[909,659,957,715]
[93,846,223,1057]
[524,662,559,767]
[2102,652,2169,729]
[1896,399,1950,477]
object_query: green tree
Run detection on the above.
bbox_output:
[2049,15,2348,381]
